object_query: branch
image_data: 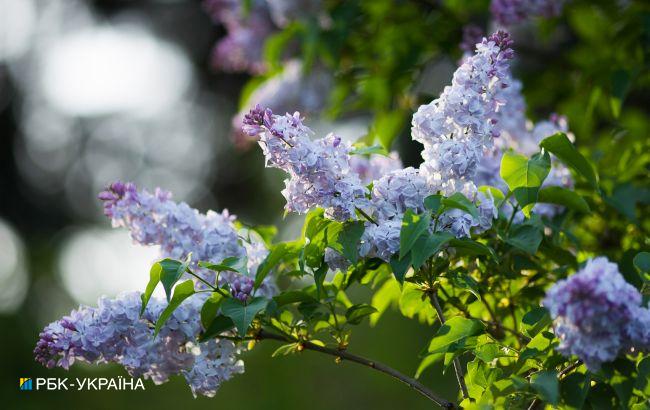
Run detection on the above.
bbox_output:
[256,329,456,409]
[427,292,470,401]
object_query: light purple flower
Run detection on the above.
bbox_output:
[491,0,567,26]
[35,292,244,397]
[350,152,403,185]
[543,257,647,370]
[245,108,369,221]
[412,31,514,185]
[99,181,276,298]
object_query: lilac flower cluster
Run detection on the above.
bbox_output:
[413,31,514,194]
[245,32,513,262]
[99,181,276,297]
[35,292,244,397]
[230,276,255,302]
[543,257,650,370]
[231,61,333,147]
[244,106,369,221]
[349,152,403,185]
[465,38,575,219]
[203,0,273,74]
[491,0,567,26]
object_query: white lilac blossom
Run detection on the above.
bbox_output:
[98,181,276,298]
[243,106,369,221]
[231,61,333,147]
[491,0,567,26]
[543,257,650,370]
[34,292,244,397]
[413,31,514,190]
[350,152,403,185]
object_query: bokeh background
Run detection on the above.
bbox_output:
[1,0,649,409]
[0,0,455,408]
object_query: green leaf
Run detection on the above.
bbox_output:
[500,150,550,190]
[513,186,539,216]
[521,307,551,337]
[271,343,301,357]
[633,252,650,282]
[200,292,225,329]
[154,280,196,337]
[272,290,318,307]
[428,317,485,354]
[446,271,481,300]
[441,192,479,218]
[159,257,191,302]
[479,185,506,207]
[400,210,431,259]
[345,304,378,325]
[424,194,442,213]
[141,262,162,315]
[199,256,247,275]
[531,370,560,405]
[449,238,497,260]
[199,315,235,342]
[415,353,443,379]
[538,186,590,213]
[561,373,590,409]
[506,225,543,255]
[327,221,365,263]
[313,263,328,298]
[399,283,435,324]
[410,231,454,269]
[349,144,388,156]
[539,133,599,190]
[390,253,411,284]
[221,296,269,337]
[255,242,293,289]
[370,278,401,326]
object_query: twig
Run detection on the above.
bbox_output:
[256,329,456,409]
[427,292,470,401]
[356,207,379,226]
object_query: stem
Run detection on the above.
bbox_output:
[186,269,230,297]
[505,204,519,232]
[427,292,470,401]
[257,330,456,409]
[356,207,379,226]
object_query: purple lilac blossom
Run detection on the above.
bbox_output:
[231,61,333,147]
[244,107,369,221]
[491,0,567,26]
[203,0,274,74]
[324,248,351,272]
[349,152,403,185]
[413,31,514,192]
[371,167,430,221]
[543,257,649,370]
[98,181,276,298]
[359,219,402,262]
[34,292,244,397]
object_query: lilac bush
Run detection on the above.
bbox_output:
[34,21,650,409]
